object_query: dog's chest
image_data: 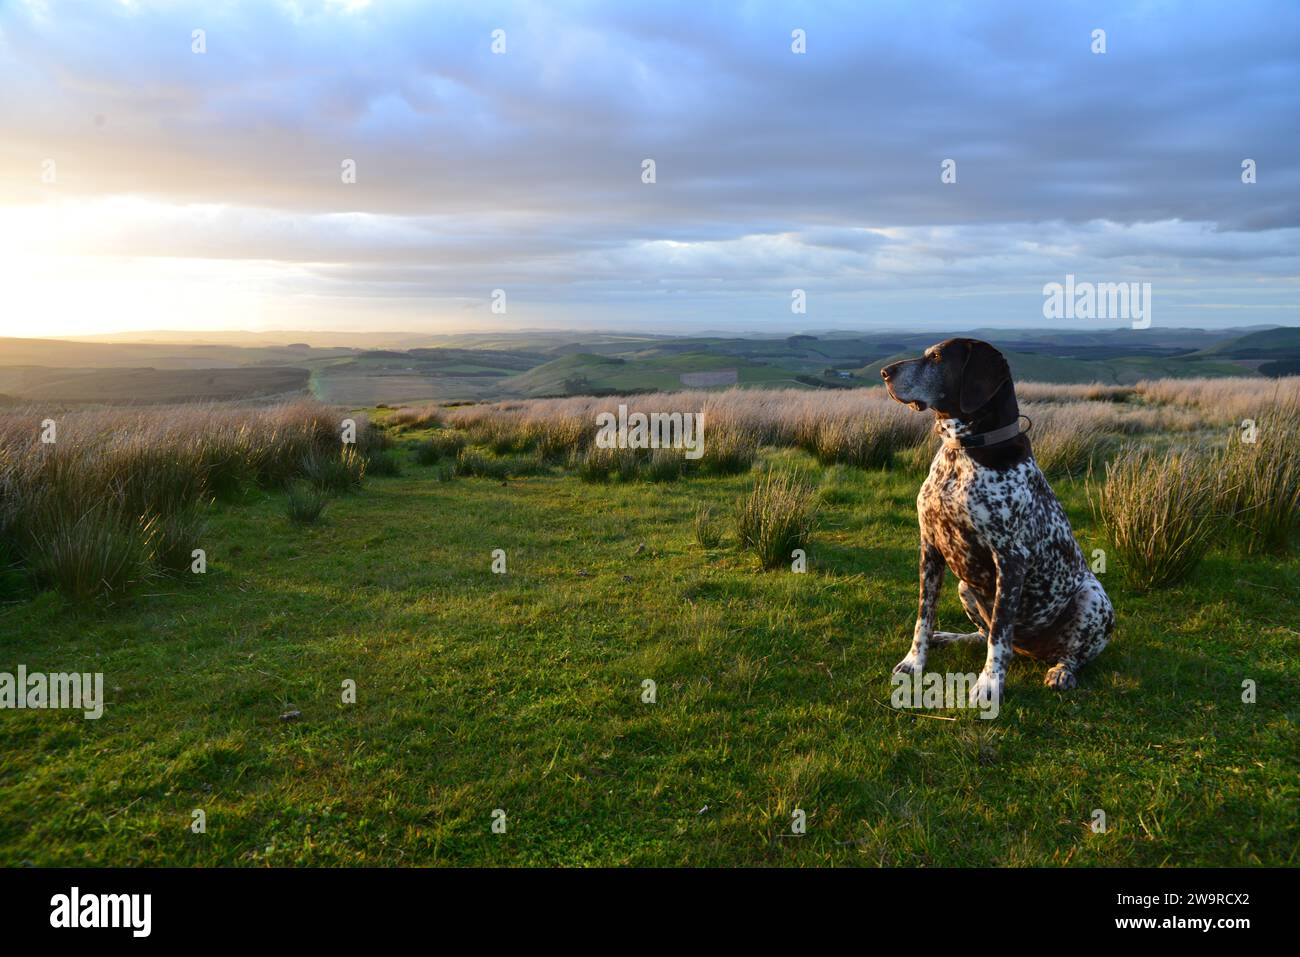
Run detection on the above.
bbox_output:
[918,452,1034,563]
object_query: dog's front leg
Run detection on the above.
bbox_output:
[969,550,1026,707]
[894,539,944,677]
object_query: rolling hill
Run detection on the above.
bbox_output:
[3,326,1295,405]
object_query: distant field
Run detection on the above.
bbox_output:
[501,352,811,397]
[310,371,510,405]
[0,365,309,404]
[309,348,546,404]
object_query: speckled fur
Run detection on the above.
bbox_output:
[881,338,1114,703]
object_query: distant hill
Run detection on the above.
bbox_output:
[4,326,1294,404]
[0,337,356,369]
[1192,327,1300,358]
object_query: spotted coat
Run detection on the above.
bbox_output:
[881,338,1114,703]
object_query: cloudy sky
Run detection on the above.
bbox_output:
[0,0,1297,337]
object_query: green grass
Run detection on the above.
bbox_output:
[0,444,1295,866]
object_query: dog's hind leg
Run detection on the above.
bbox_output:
[1043,575,1114,691]
[930,630,984,646]
[932,580,990,647]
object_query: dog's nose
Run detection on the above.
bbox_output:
[880,364,894,382]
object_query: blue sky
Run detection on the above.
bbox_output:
[0,0,1297,335]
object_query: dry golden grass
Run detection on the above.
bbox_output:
[1088,447,1222,591]
[1213,397,1300,554]
[0,401,371,599]
[1133,376,1300,424]
[1016,382,1136,403]
[386,379,1299,488]
[736,469,817,570]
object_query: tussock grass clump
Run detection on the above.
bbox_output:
[357,424,392,458]
[302,446,366,493]
[364,450,403,477]
[25,504,150,602]
[142,507,207,576]
[693,505,723,548]
[205,445,256,501]
[575,445,615,483]
[575,444,688,483]
[736,470,817,570]
[643,448,687,483]
[414,430,468,465]
[388,405,444,429]
[613,446,645,482]
[525,418,590,462]
[1215,401,1300,554]
[107,439,210,518]
[505,453,548,478]
[285,481,328,525]
[810,418,868,467]
[454,449,545,480]
[455,450,510,480]
[698,427,758,476]
[469,420,532,455]
[1089,447,1220,591]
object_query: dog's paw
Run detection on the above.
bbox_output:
[968,669,1003,707]
[1043,663,1078,691]
[892,654,925,677]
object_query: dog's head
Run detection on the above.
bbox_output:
[880,338,1011,416]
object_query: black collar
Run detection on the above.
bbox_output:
[938,415,1030,449]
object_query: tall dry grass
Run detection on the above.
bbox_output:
[1016,382,1136,404]
[391,378,1297,568]
[411,388,934,471]
[1025,403,1118,477]
[394,379,1260,479]
[1133,376,1300,425]
[736,470,817,570]
[0,401,371,600]
[1214,398,1300,554]
[1088,447,1222,591]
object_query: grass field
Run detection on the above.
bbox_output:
[1,410,1295,866]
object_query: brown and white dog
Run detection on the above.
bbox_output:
[881,338,1113,705]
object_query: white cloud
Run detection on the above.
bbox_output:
[0,0,1297,332]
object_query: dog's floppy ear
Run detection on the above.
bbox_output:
[959,341,1010,414]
